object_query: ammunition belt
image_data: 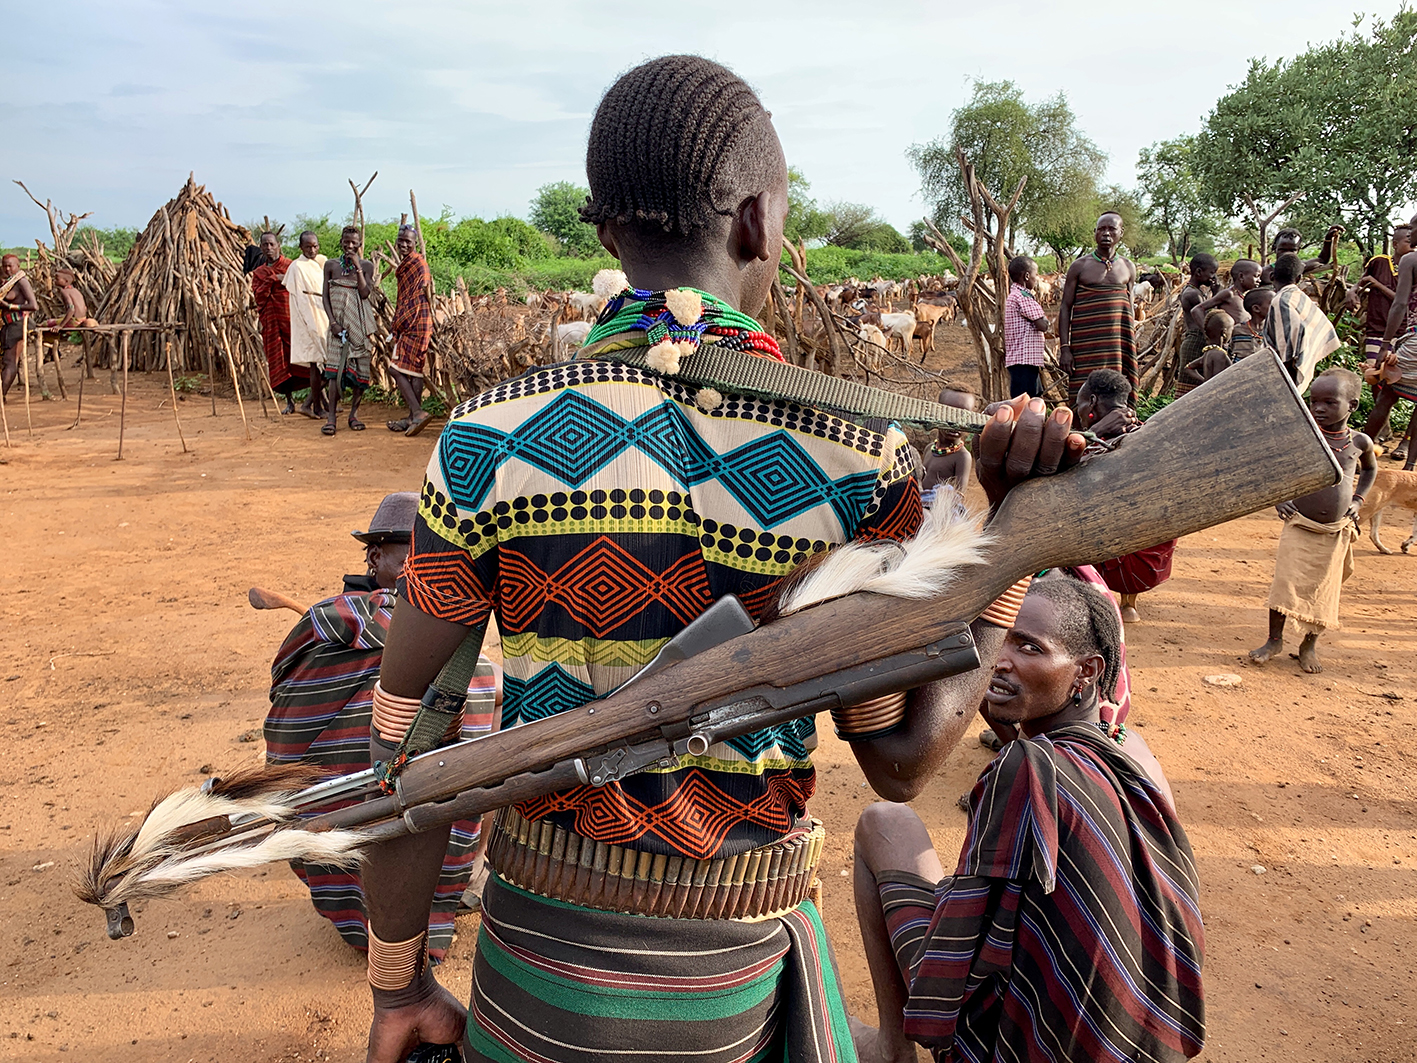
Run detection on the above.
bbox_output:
[485,808,825,921]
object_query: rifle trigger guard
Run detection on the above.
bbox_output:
[575,739,678,787]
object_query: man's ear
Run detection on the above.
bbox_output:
[596,223,620,261]
[735,191,775,264]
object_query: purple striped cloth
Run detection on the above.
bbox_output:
[265,588,497,959]
[882,723,1205,1061]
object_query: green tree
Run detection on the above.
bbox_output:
[820,202,908,252]
[784,167,831,244]
[1194,11,1417,257]
[1136,136,1220,263]
[907,80,1106,256]
[529,181,601,257]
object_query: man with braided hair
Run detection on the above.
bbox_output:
[361,55,1089,1063]
[853,577,1204,1063]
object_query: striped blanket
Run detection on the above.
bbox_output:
[265,588,497,958]
[466,875,855,1062]
[1067,282,1137,405]
[881,724,1204,1061]
[1264,284,1340,393]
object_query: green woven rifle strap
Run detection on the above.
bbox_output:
[377,626,488,792]
[580,334,989,433]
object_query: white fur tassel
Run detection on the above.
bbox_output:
[776,497,990,617]
[592,269,629,300]
[645,338,682,375]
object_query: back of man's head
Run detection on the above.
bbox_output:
[580,56,784,247]
[1190,253,1217,273]
[1080,368,1130,410]
[1243,288,1272,314]
[1272,253,1303,287]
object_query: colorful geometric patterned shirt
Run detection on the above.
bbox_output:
[404,358,922,860]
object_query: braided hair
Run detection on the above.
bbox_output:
[580,55,784,241]
[1026,578,1123,703]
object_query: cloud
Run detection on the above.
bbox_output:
[109,83,163,97]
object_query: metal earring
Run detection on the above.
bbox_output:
[1072,688,1082,706]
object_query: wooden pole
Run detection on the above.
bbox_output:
[70,335,86,429]
[163,335,188,453]
[50,336,67,400]
[21,314,33,440]
[117,330,130,459]
[206,329,217,416]
[220,330,251,441]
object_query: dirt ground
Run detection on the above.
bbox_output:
[2,333,1415,1062]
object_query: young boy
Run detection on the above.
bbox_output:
[1189,258,1260,329]
[1003,255,1049,397]
[1249,368,1377,673]
[921,385,978,503]
[1179,309,1235,388]
[1229,288,1274,362]
[1174,253,1217,396]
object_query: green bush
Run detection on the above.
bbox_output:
[790,247,956,284]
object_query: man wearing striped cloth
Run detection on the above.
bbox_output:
[1058,212,1138,409]
[264,492,498,960]
[852,577,1205,1063]
[1265,252,1341,394]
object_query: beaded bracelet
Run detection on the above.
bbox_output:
[368,927,427,992]
[831,692,907,741]
[978,575,1033,629]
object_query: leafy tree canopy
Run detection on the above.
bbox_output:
[1136,136,1221,263]
[784,167,831,245]
[821,201,911,253]
[907,79,1107,260]
[529,181,602,257]
[1195,11,1417,254]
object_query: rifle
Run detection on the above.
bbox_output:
[80,351,1339,939]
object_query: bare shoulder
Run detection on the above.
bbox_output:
[1123,256,1138,283]
[1355,431,1376,455]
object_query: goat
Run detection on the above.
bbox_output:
[557,320,593,347]
[879,311,917,354]
[855,323,890,373]
[569,291,607,321]
[912,318,935,361]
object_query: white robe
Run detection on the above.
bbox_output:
[283,254,329,366]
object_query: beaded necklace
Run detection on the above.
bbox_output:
[930,438,965,457]
[1090,250,1118,281]
[583,284,784,362]
[1321,424,1354,459]
[1096,719,1128,747]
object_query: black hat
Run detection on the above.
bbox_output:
[351,492,418,545]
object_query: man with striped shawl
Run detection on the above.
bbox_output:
[357,55,1091,1063]
[852,577,1205,1063]
[1058,212,1138,409]
[264,492,498,960]
[1264,253,1341,393]
[388,225,436,438]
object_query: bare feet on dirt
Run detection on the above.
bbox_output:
[1296,634,1324,673]
[1248,638,1283,664]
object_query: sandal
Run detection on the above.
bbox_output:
[349,417,366,431]
[386,418,411,433]
[321,422,336,436]
[405,411,433,438]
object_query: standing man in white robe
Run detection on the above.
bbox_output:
[283,231,330,419]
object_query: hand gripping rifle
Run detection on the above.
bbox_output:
[80,352,1340,938]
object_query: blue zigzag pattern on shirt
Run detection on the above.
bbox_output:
[439,390,877,531]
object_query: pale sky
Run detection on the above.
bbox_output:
[3,1,1402,246]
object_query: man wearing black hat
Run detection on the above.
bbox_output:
[263,493,497,961]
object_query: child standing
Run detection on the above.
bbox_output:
[1249,368,1377,673]
[920,385,979,506]
[1003,255,1049,397]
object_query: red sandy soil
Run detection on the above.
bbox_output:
[1,336,1415,1061]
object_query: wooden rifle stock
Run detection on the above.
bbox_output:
[308,351,1338,838]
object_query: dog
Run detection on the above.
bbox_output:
[1357,469,1417,554]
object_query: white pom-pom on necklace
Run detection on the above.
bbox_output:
[592,269,629,300]
[663,288,704,327]
[694,387,723,412]
[645,338,682,376]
